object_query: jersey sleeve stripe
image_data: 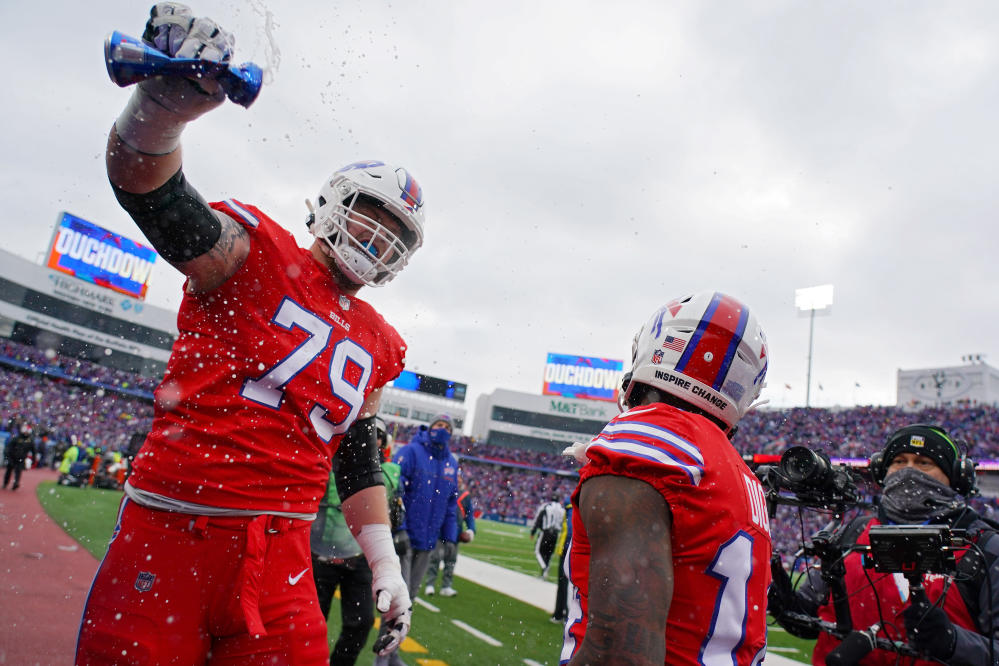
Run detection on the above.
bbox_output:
[221,199,261,228]
[589,437,703,485]
[603,420,704,464]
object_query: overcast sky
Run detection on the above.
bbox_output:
[2,1,996,413]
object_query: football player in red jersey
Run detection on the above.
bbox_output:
[76,5,422,664]
[560,291,772,666]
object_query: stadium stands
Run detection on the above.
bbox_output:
[3,337,997,555]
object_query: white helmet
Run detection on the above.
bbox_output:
[309,160,425,286]
[624,291,768,432]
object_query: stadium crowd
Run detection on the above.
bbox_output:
[0,357,153,471]
[0,339,158,396]
[2,341,998,557]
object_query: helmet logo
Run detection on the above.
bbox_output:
[337,160,386,172]
[651,349,664,365]
[396,168,423,212]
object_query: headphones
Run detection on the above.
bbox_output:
[868,424,977,496]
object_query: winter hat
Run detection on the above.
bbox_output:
[878,424,959,485]
[429,413,453,433]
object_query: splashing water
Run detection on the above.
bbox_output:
[247,0,282,85]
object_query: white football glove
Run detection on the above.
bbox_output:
[143,3,234,63]
[115,4,234,154]
[372,570,412,655]
[356,524,413,655]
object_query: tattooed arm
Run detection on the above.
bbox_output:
[106,125,250,293]
[569,474,673,666]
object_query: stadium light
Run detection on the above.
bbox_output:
[795,284,834,407]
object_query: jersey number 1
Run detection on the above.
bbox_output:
[239,297,372,441]
[700,531,762,665]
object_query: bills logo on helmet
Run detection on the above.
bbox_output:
[396,168,423,212]
[336,160,386,172]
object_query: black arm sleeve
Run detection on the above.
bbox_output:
[110,168,222,263]
[333,416,386,503]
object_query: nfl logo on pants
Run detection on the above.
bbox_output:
[134,571,156,593]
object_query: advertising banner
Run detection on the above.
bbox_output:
[46,212,157,300]
[542,353,624,402]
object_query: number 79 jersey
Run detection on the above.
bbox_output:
[561,403,772,665]
[128,200,407,516]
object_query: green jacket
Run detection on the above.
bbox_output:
[58,445,79,475]
[310,461,401,560]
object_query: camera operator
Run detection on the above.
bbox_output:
[770,424,999,665]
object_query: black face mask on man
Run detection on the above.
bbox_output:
[880,467,965,524]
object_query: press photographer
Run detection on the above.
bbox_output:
[768,424,999,665]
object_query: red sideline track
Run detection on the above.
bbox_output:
[0,467,99,665]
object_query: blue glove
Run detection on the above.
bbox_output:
[904,600,957,660]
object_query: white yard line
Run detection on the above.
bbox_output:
[455,555,556,612]
[454,555,807,666]
[414,596,439,613]
[451,619,503,646]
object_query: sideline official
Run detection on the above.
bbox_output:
[531,494,565,578]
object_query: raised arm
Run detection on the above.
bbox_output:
[569,474,673,666]
[107,4,249,292]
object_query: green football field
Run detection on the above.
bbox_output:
[38,482,814,664]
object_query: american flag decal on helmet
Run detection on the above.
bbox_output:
[396,168,423,212]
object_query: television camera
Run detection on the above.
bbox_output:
[759,446,979,664]
[754,445,863,516]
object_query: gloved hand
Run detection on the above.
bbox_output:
[371,567,412,655]
[115,4,233,154]
[356,524,412,655]
[904,600,957,661]
[143,3,234,63]
[460,529,475,543]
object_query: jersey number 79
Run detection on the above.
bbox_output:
[239,297,372,441]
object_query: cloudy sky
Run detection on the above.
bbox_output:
[2,1,996,412]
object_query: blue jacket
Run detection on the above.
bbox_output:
[394,427,459,551]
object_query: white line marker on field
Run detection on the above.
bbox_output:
[415,597,439,613]
[451,619,502,646]
[523,659,545,666]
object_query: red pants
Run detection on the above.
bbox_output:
[76,499,329,665]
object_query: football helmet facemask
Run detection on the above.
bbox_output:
[625,291,768,432]
[309,161,425,287]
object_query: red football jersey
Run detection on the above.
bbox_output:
[561,403,772,665]
[128,200,406,515]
